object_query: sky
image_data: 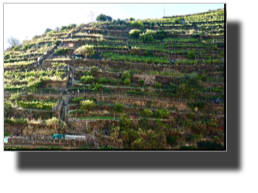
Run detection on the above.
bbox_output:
[4,3,224,50]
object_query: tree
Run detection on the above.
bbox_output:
[44,28,52,34]
[96,14,107,22]
[129,18,135,21]
[55,27,60,32]
[7,36,20,47]
[106,16,113,22]
[129,29,141,39]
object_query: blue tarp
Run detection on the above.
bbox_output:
[52,134,65,140]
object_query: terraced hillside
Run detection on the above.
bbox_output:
[4,8,225,150]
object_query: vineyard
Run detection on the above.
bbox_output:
[4,8,225,150]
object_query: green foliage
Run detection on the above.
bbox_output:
[4,54,10,60]
[4,117,27,125]
[139,29,156,43]
[153,109,170,119]
[10,92,22,101]
[141,109,153,117]
[12,46,20,51]
[130,20,144,27]
[52,40,59,45]
[188,51,195,59]
[155,82,162,88]
[22,44,33,51]
[54,48,68,55]
[96,14,112,22]
[80,75,94,83]
[98,77,106,83]
[17,100,58,110]
[121,70,131,81]
[81,100,96,110]
[214,136,219,142]
[90,83,103,92]
[69,109,85,115]
[74,45,94,57]
[4,132,11,136]
[124,78,131,85]
[167,135,177,146]
[114,103,125,113]
[72,97,84,103]
[138,80,144,86]
[129,29,141,39]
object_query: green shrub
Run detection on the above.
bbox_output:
[69,109,85,115]
[80,75,94,83]
[74,45,94,57]
[130,20,144,28]
[4,117,27,125]
[54,48,68,55]
[80,100,96,110]
[10,92,22,101]
[109,78,117,85]
[121,70,131,80]
[22,44,33,51]
[214,136,219,142]
[155,82,162,88]
[114,103,125,112]
[188,51,195,59]
[141,109,153,117]
[12,46,20,51]
[153,109,170,118]
[98,77,106,83]
[52,40,59,45]
[90,83,103,92]
[138,80,144,86]
[72,97,84,103]
[124,78,131,85]
[129,29,141,38]
[4,54,10,60]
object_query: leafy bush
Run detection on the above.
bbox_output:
[4,117,27,125]
[4,54,10,60]
[188,51,195,59]
[22,44,33,51]
[130,20,144,27]
[114,103,125,112]
[90,83,103,92]
[96,14,112,22]
[72,97,84,103]
[12,46,20,51]
[155,82,162,88]
[121,70,131,80]
[17,100,58,110]
[139,30,156,43]
[138,80,144,86]
[10,92,22,101]
[141,109,153,117]
[69,109,85,115]
[52,40,59,45]
[74,45,94,57]
[98,77,106,83]
[153,109,170,118]
[81,100,96,110]
[129,29,141,39]
[80,75,94,83]
[54,48,68,55]
[124,78,131,85]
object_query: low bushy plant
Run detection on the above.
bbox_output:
[80,75,94,83]
[114,103,125,112]
[81,100,96,110]
[141,109,153,117]
[124,78,131,85]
